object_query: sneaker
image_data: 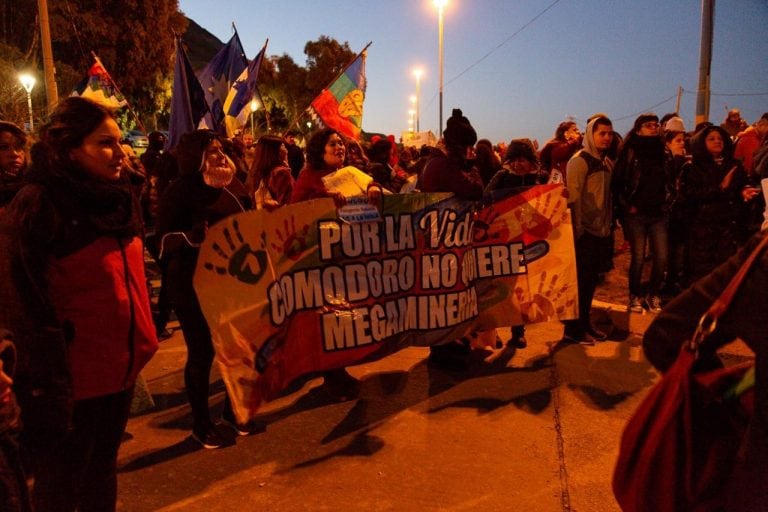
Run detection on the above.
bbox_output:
[321,368,361,402]
[628,295,643,313]
[645,295,663,313]
[220,410,262,437]
[585,326,608,341]
[156,328,174,341]
[192,423,236,449]
[509,335,527,349]
[562,334,594,346]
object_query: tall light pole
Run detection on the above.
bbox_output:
[695,0,714,126]
[37,0,58,113]
[433,0,446,138]
[412,67,423,133]
[408,109,416,133]
[19,73,36,132]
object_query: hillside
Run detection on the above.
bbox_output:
[182,17,224,71]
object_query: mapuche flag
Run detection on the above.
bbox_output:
[307,43,370,140]
[71,56,128,109]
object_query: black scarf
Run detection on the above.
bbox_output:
[46,171,140,237]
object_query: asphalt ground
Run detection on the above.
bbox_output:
[117,234,754,511]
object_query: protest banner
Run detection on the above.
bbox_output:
[194,184,577,422]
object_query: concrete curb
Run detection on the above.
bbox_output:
[591,299,657,336]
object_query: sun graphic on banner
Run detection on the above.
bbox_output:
[338,89,364,118]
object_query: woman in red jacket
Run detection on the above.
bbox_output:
[4,97,158,512]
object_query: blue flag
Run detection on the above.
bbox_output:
[168,38,208,150]
[222,40,268,137]
[198,31,248,132]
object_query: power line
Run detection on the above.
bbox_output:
[445,0,563,86]
[610,94,677,122]
[680,88,768,97]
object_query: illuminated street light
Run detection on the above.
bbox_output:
[250,98,259,137]
[433,0,447,137]
[412,67,423,133]
[18,73,36,132]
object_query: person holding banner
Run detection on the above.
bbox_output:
[485,139,548,349]
[420,109,484,199]
[289,128,382,399]
[156,129,254,448]
[420,108,486,366]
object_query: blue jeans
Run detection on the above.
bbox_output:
[623,214,668,297]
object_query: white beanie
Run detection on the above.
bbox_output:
[664,116,686,133]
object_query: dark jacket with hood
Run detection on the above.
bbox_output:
[155,130,250,264]
[679,125,745,226]
[419,109,484,200]
[612,133,671,217]
[566,117,615,238]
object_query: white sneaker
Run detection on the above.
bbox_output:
[628,295,643,313]
[645,295,663,313]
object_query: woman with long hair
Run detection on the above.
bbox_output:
[156,130,254,448]
[247,135,293,210]
[3,97,158,511]
[289,128,381,399]
[678,125,747,281]
[539,120,582,184]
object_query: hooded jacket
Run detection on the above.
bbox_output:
[679,125,745,225]
[612,133,670,217]
[566,117,615,238]
[155,130,250,261]
[419,148,484,200]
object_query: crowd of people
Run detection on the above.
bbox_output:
[0,95,767,510]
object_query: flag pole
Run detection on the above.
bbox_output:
[254,39,270,133]
[91,51,147,134]
[285,41,372,136]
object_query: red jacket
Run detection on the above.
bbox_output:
[734,126,763,173]
[47,236,158,400]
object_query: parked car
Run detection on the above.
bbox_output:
[124,130,149,148]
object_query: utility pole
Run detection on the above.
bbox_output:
[675,86,683,114]
[38,0,58,113]
[695,0,714,127]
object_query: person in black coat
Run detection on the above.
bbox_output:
[156,130,254,448]
[612,113,671,313]
[678,125,747,282]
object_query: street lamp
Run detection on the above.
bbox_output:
[433,0,446,137]
[408,109,416,133]
[412,67,423,133]
[249,98,259,138]
[18,73,36,132]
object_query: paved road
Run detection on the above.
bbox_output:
[117,244,753,511]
